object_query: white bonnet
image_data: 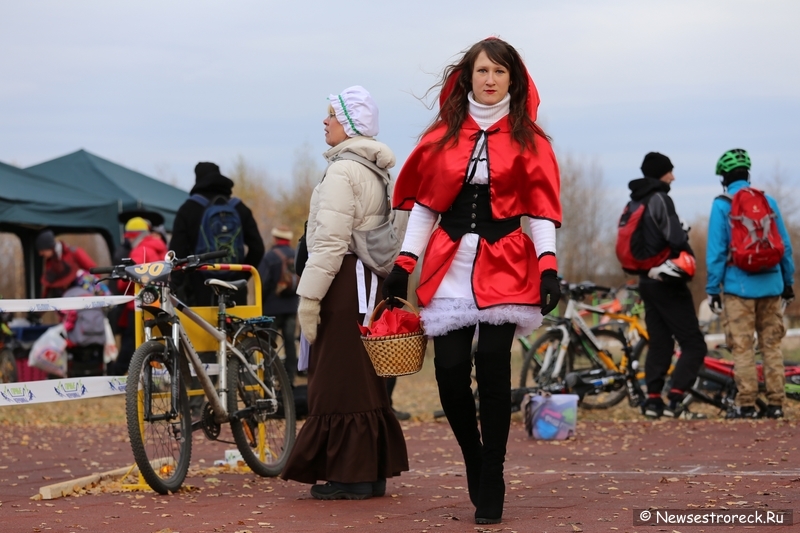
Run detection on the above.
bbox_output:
[328,85,379,138]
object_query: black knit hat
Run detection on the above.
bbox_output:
[35,229,56,251]
[191,162,234,196]
[641,152,674,179]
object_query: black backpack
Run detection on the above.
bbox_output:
[190,194,245,264]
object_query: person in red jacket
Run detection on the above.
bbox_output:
[108,217,168,375]
[383,37,562,525]
[35,229,96,298]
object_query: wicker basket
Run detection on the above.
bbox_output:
[361,298,427,377]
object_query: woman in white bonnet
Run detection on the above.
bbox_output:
[281,86,409,499]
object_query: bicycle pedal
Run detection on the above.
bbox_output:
[255,398,279,414]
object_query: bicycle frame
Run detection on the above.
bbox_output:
[537,298,625,381]
[139,283,277,425]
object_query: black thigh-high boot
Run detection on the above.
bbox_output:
[435,359,482,507]
[474,349,511,524]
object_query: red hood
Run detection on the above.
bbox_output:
[439,45,540,121]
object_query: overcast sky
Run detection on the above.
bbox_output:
[2,0,798,219]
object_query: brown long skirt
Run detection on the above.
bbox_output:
[281,255,409,484]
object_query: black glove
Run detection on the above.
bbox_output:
[783,285,795,301]
[709,294,723,315]
[539,269,561,315]
[382,265,409,306]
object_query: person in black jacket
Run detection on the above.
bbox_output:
[628,152,707,419]
[169,162,265,306]
[259,226,299,385]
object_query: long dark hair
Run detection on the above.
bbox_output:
[423,38,549,151]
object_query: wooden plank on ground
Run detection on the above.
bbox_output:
[39,465,135,500]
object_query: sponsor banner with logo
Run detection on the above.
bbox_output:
[0,376,127,406]
[0,296,135,314]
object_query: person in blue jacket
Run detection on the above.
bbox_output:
[706,148,795,419]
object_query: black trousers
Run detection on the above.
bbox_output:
[639,278,707,395]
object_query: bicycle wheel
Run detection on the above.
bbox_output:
[126,340,192,494]
[631,337,649,385]
[0,347,17,383]
[228,337,296,477]
[577,329,630,409]
[519,330,566,388]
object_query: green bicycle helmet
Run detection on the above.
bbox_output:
[715,148,751,175]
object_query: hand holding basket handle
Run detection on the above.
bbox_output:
[361,297,426,377]
[382,253,417,307]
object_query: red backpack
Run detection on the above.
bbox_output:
[615,198,670,274]
[723,187,785,272]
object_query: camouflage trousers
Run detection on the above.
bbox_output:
[722,294,786,407]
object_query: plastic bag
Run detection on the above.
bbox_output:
[28,324,68,377]
[103,318,118,364]
[298,334,310,372]
[522,393,578,440]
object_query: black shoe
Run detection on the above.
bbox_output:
[474,473,504,524]
[310,482,372,500]
[642,397,664,419]
[372,478,386,497]
[663,405,707,420]
[392,408,411,421]
[464,452,482,508]
[764,405,784,419]
[725,405,759,419]
[663,399,707,420]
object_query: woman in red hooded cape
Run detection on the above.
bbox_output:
[382,37,562,525]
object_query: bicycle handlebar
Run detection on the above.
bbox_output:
[195,250,229,262]
[560,280,612,299]
[91,250,231,278]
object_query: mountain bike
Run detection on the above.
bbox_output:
[518,281,646,409]
[92,250,295,494]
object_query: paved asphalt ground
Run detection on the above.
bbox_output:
[2,412,798,533]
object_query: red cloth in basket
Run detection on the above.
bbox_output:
[358,307,421,337]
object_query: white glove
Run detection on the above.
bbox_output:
[297,297,321,344]
[680,217,691,233]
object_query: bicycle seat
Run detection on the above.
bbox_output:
[204,278,248,294]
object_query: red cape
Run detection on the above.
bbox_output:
[393,116,560,224]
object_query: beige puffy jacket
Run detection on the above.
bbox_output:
[297,136,398,301]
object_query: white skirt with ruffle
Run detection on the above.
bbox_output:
[418,228,543,337]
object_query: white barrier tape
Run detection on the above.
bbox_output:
[0,375,127,406]
[188,364,258,377]
[705,328,800,344]
[0,296,135,313]
[191,364,220,377]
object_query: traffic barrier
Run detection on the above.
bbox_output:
[0,295,135,406]
[0,295,134,313]
[0,375,127,406]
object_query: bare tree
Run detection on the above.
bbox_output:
[686,215,709,311]
[556,155,621,286]
[275,142,321,242]
[226,155,277,242]
[761,163,799,321]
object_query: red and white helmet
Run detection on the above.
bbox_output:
[647,251,696,281]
